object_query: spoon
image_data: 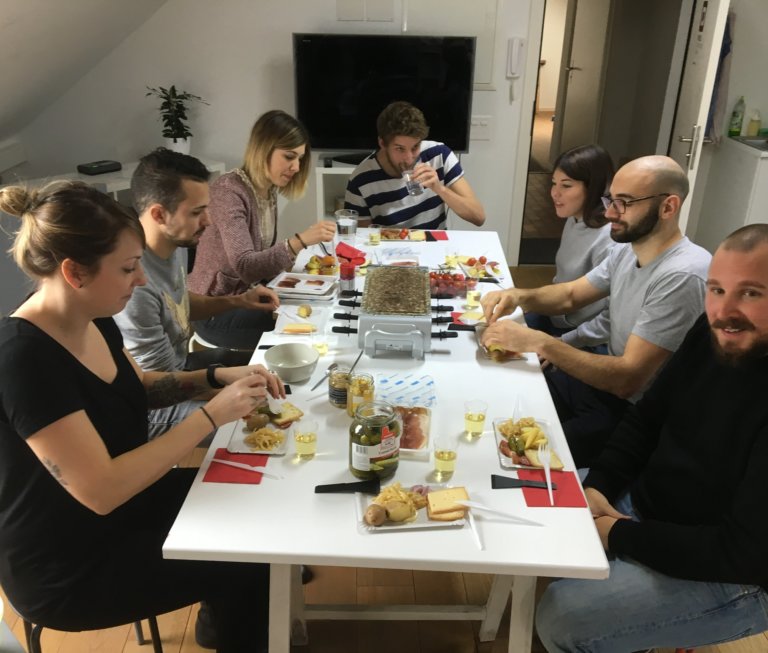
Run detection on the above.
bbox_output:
[310,362,338,392]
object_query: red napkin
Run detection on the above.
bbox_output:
[202,447,269,485]
[336,241,366,262]
[518,469,587,508]
[428,230,449,240]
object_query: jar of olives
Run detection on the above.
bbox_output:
[328,366,350,409]
[349,400,401,480]
[346,372,374,417]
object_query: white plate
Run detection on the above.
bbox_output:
[268,272,336,295]
[226,418,288,456]
[492,417,563,471]
[274,306,329,336]
[355,491,466,534]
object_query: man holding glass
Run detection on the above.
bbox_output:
[481,155,711,468]
[344,101,485,230]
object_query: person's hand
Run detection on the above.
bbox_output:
[203,374,272,427]
[239,284,280,312]
[215,364,286,400]
[412,162,442,192]
[481,319,544,355]
[300,220,336,247]
[584,487,629,520]
[481,289,520,324]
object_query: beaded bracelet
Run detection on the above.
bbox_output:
[295,233,308,249]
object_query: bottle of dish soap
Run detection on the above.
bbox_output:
[728,96,746,137]
[746,110,761,137]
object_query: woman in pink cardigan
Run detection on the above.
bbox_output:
[188,110,335,348]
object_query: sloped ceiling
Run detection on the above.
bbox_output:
[0,0,167,142]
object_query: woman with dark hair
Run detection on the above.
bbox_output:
[525,144,615,345]
[0,181,283,651]
[188,110,336,348]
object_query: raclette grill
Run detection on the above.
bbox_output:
[358,266,432,359]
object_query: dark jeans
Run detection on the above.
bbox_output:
[544,366,629,468]
[193,308,276,351]
[19,469,269,653]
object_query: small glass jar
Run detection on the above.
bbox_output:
[328,366,350,409]
[349,400,401,480]
[347,372,375,417]
[340,262,356,293]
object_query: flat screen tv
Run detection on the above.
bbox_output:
[293,33,476,156]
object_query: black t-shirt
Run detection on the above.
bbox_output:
[0,317,148,614]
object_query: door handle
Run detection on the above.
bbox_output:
[565,66,582,72]
[678,135,713,144]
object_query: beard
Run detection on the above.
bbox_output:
[709,318,768,367]
[610,202,661,243]
[169,228,205,249]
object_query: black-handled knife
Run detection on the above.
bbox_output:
[315,479,381,494]
[491,474,557,490]
[334,312,359,321]
[448,323,477,331]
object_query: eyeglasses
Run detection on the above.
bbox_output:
[600,193,670,215]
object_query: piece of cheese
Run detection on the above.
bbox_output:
[282,323,316,334]
[427,486,469,521]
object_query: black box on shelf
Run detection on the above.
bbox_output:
[76,160,122,175]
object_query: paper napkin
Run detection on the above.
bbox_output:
[202,448,269,485]
[336,241,366,262]
[518,469,587,508]
[426,230,449,241]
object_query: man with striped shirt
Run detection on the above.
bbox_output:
[344,101,485,230]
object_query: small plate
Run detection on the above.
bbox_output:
[226,419,288,456]
[355,491,466,533]
[493,417,562,470]
[274,306,329,336]
[267,272,335,295]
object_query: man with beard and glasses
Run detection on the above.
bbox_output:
[481,155,711,467]
[115,148,279,440]
[534,224,768,653]
[344,101,485,230]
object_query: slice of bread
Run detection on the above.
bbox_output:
[272,402,304,428]
[524,448,564,470]
[427,486,469,521]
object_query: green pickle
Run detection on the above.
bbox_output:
[349,400,401,480]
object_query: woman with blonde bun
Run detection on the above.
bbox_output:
[188,109,336,348]
[0,182,280,652]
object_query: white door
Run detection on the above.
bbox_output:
[668,0,730,234]
[549,0,612,162]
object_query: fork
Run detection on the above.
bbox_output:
[318,241,332,256]
[538,444,555,506]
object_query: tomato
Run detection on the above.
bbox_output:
[399,229,409,239]
[452,273,464,282]
[478,255,487,265]
[466,257,477,266]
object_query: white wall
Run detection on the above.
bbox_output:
[538,0,566,111]
[12,0,533,267]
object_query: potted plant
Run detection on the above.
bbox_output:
[146,84,208,154]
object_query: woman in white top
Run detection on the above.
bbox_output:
[525,144,615,348]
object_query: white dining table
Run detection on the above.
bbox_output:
[163,229,609,652]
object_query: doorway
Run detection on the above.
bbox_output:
[518,0,690,265]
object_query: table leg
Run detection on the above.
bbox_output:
[478,574,514,641]
[269,563,291,653]
[508,575,536,653]
[289,564,308,645]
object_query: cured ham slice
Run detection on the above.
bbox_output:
[395,406,430,450]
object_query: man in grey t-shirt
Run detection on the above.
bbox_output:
[481,156,711,467]
[114,148,280,439]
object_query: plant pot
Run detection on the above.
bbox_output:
[165,137,191,155]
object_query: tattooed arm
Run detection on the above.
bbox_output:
[142,370,211,408]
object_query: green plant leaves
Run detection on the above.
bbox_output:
[146,85,209,139]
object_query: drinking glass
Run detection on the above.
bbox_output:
[368,225,381,246]
[294,419,318,459]
[334,209,358,242]
[402,169,423,196]
[464,399,487,437]
[433,434,458,481]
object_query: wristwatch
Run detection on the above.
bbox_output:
[206,363,225,389]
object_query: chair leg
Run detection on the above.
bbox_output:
[28,623,44,653]
[134,620,147,644]
[22,618,33,650]
[147,615,163,653]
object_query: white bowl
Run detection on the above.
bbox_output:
[264,343,320,383]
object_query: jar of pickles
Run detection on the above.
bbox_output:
[349,400,401,480]
[328,366,350,409]
[347,372,374,417]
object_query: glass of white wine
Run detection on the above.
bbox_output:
[294,419,318,460]
[433,434,458,482]
[464,399,487,437]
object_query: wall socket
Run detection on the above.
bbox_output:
[470,115,492,141]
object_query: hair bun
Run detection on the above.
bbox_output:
[0,186,37,218]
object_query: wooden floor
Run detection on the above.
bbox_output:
[2,273,767,652]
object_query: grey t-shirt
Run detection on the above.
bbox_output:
[114,247,191,372]
[574,237,712,401]
[551,218,614,329]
